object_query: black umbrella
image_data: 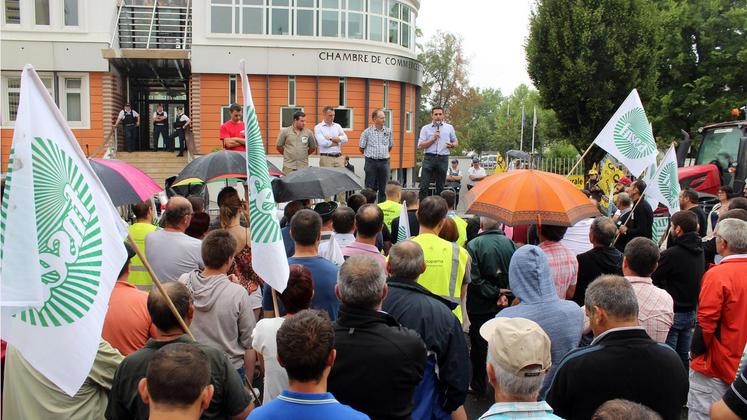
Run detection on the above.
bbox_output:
[172,150,282,186]
[271,167,363,202]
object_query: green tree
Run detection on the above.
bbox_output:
[418,30,470,127]
[526,0,663,165]
[651,0,747,142]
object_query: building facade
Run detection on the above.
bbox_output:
[1,0,422,181]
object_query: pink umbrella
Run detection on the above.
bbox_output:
[89,158,162,206]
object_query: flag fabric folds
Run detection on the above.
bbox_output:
[0,64,127,396]
[239,60,289,294]
[591,89,658,177]
[644,145,681,214]
[397,201,411,242]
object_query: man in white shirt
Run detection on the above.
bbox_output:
[114,102,140,152]
[467,158,487,190]
[315,106,348,169]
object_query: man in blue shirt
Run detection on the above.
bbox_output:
[248,310,368,419]
[418,107,458,200]
[263,209,340,320]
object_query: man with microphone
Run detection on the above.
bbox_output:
[418,107,458,200]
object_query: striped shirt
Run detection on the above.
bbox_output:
[539,241,579,299]
[626,276,674,343]
[359,125,393,159]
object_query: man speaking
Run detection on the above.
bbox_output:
[418,107,458,200]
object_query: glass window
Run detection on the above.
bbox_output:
[348,0,364,11]
[297,0,314,6]
[241,6,263,34]
[401,5,410,22]
[383,81,388,107]
[243,0,263,4]
[405,111,412,132]
[288,76,296,105]
[35,0,50,25]
[59,75,86,126]
[401,23,409,48]
[369,0,383,14]
[281,106,304,128]
[5,0,19,24]
[4,76,53,123]
[334,108,353,130]
[348,12,364,39]
[211,5,233,33]
[229,75,237,103]
[272,0,289,5]
[321,10,338,37]
[322,0,338,8]
[64,0,78,26]
[388,18,398,44]
[383,109,392,129]
[388,1,398,18]
[271,7,290,34]
[369,15,382,41]
[339,78,346,106]
[297,8,314,35]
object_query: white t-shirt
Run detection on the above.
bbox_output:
[117,109,139,120]
[251,317,288,404]
[467,166,487,186]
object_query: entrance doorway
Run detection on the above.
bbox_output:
[146,99,187,151]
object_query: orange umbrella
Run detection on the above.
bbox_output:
[465,169,599,226]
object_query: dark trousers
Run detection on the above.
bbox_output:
[152,125,168,150]
[419,154,448,200]
[469,312,497,395]
[167,129,186,154]
[364,157,390,203]
[124,125,138,152]
[666,310,696,368]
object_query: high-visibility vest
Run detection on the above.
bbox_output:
[128,222,157,286]
[378,200,400,232]
[411,233,468,321]
[451,214,468,247]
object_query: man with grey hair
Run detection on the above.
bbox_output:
[688,218,747,420]
[546,275,687,420]
[145,196,204,283]
[466,216,518,396]
[383,241,469,418]
[328,255,426,419]
[478,317,562,419]
[573,217,623,306]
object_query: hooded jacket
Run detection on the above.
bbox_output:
[178,270,256,369]
[651,231,705,312]
[498,246,584,397]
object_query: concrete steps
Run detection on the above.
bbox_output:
[115,151,189,188]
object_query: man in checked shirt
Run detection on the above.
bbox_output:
[359,109,393,203]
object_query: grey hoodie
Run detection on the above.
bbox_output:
[178,269,256,369]
[498,245,584,398]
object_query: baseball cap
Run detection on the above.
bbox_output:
[313,201,338,222]
[618,176,632,186]
[479,317,551,377]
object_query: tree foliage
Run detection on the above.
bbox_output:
[526,0,662,162]
[418,30,470,115]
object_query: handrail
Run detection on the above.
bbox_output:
[113,2,191,50]
[145,1,158,49]
[109,1,125,48]
[181,0,191,50]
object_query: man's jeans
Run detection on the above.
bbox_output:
[666,310,696,368]
[124,125,138,152]
[364,157,390,203]
[419,154,448,200]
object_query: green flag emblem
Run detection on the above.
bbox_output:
[613,108,656,160]
[658,161,679,209]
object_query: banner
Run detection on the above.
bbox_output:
[1,65,127,396]
[397,201,411,242]
[495,153,506,174]
[567,175,584,189]
[596,154,625,195]
[240,61,289,293]
[644,145,681,214]
[592,89,657,176]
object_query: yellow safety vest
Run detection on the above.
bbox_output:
[411,233,469,321]
[378,200,400,232]
[128,222,157,287]
[450,214,468,247]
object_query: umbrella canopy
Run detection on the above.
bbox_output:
[172,150,282,186]
[465,169,599,226]
[271,167,363,202]
[89,158,162,206]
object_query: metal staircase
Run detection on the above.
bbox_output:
[110,0,192,50]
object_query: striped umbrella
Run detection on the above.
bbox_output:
[89,158,162,206]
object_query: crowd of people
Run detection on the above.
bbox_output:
[4,143,747,419]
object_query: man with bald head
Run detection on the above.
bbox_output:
[145,196,204,283]
[106,282,253,420]
[383,241,469,418]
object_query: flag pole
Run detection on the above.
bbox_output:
[566,142,595,177]
[271,289,280,318]
[126,234,195,340]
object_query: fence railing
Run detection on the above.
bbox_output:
[111,1,192,50]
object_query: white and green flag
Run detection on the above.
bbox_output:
[1,65,127,396]
[592,89,658,177]
[645,145,681,214]
[397,201,411,242]
[239,61,289,293]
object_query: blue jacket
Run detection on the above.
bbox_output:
[498,245,584,397]
[383,279,469,415]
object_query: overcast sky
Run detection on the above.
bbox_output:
[417,0,535,96]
